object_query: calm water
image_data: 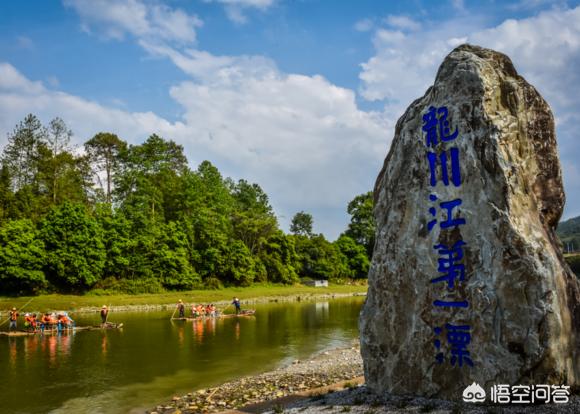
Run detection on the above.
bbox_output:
[0,297,364,414]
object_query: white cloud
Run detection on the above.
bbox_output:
[451,0,465,12]
[208,0,274,7]
[0,57,388,238]
[0,63,181,147]
[354,18,374,32]
[204,0,275,24]
[384,15,421,31]
[63,0,202,44]
[0,64,45,95]
[359,6,580,220]
[16,36,35,50]
[148,48,389,229]
[58,0,391,236]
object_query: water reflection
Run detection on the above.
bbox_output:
[192,319,204,343]
[1,296,364,414]
[101,333,108,356]
[315,301,329,317]
[177,324,185,347]
[8,337,17,368]
[24,334,38,365]
[59,332,72,357]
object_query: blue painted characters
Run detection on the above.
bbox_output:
[422,105,473,368]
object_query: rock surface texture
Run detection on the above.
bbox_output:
[359,44,580,400]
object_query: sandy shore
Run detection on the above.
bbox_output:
[148,342,579,414]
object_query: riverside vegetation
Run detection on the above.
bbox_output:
[0,114,375,296]
[1,114,576,298]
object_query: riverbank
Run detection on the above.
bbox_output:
[270,385,580,414]
[147,342,580,414]
[0,284,367,315]
[146,341,364,414]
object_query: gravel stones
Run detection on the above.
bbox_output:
[147,344,363,414]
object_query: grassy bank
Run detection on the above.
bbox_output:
[0,283,367,313]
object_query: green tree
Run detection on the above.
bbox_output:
[290,211,313,237]
[148,221,200,290]
[259,230,299,284]
[115,134,188,221]
[334,235,370,279]
[45,117,72,204]
[0,164,14,221]
[40,202,106,291]
[180,162,235,284]
[85,132,127,203]
[222,239,257,286]
[94,203,133,279]
[292,234,349,281]
[2,114,46,191]
[0,219,47,294]
[231,179,278,255]
[37,146,90,207]
[344,191,376,258]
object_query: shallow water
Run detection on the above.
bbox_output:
[0,297,364,414]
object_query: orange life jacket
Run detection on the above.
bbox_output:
[10,311,18,321]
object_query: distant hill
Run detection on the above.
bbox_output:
[557,215,580,253]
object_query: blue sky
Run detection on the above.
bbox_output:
[1,0,580,239]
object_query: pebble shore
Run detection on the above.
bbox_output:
[276,384,580,414]
[147,342,363,414]
[148,342,580,414]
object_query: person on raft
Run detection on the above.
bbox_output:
[31,314,38,332]
[24,313,35,332]
[177,300,185,318]
[9,307,18,330]
[57,313,74,331]
[232,297,241,314]
[100,305,109,326]
[40,313,51,332]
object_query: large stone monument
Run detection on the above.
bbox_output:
[359,44,580,400]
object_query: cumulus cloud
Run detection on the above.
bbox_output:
[63,0,202,44]
[359,6,580,219]
[354,18,374,32]
[0,55,388,237]
[20,1,580,237]
[384,15,421,31]
[204,0,275,24]
[0,63,181,147]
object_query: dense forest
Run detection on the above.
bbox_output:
[557,215,580,253]
[0,114,375,295]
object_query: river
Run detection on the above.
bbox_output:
[0,296,364,414]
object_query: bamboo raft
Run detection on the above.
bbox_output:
[172,309,256,321]
[0,323,123,337]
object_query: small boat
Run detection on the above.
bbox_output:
[172,309,256,321]
[0,323,124,337]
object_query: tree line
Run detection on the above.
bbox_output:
[0,114,376,295]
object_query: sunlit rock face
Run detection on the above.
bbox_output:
[359,44,580,399]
